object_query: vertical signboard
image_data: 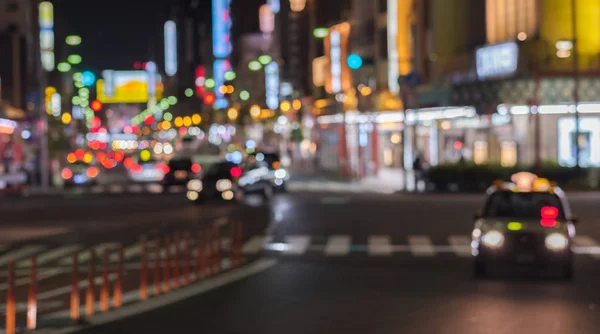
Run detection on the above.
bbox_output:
[39,2,54,72]
[164,21,177,76]
[213,60,228,109]
[265,62,279,110]
[387,0,399,93]
[324,22,351,94]
[212,0,232,58]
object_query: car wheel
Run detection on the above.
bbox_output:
[473,260,486,278]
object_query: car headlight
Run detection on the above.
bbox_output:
[216,179,232,192]
[545,233,568,251]
[274,169,287,179]
[186,191,199,201]
[482,231,504,248]
[187,179,203,192]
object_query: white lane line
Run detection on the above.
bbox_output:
[0,245,46,266]
[368,236,392,256]
[408,236,436,257]
[573,236,600,259]
[59,243,120,265]
[283,236,310,255]
[243,236,271,255]
[18,244,82,268]
[448,235,472,257]
[324,235,351,256]
[48,259,278,333]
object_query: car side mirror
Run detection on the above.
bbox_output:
[570,215,580,224]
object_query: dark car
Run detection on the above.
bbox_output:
[186,161,240,203]
[163,158,200,191]
[472,175,577,280]
[244,152,288,193]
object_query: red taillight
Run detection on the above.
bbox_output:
[541,206,559,219]
[540,218,557,227]
[191,164,201,173]
[87,167,99,178]
[61,168,73,180]
[123,157,134,168]
[156,163,170,174]
[230,167,242,177]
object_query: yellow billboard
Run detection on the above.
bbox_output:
[96,71,163,104]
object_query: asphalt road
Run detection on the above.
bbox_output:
[67,191,600,334]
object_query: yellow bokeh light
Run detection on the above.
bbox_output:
[140,150,151,162]
[292,99,302,110]
[174,117,184,127]
[250,105,261,118]
[83,153,93,163]
[61,113,72,124]
[183,116,192,127]
[226,85,235,94]
[280,101,291,112]
[45,86,56,96]
[360,86,372,96]
[162,121,172,130]
[227,108,239,120]
[219,85,227,94]
[192,114,201,125]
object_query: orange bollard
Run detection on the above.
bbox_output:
[71,252,80,324]
[86,249,95,316]
[6,262,15,334]
[140,238,148,300]
[113,243,124,308]
[100,248,110,312]
[153,237,161,296]
[205,228,213,276]
[183,232,190,285]
[27,256,37,330]
[162,236,171,292]
[214,226,222,273]
[173,232,180,288]
[195,231,204,280]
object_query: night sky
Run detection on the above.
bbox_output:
[53,0,263,72]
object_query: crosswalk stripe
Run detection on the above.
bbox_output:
[368,236,392,256]
[0,245,45,266]
[17,245,82,268]
[408,236,436,257]
[243,236,270,255]
[283,236,310,255]
[324,235,351,256]
[448,235,472,257]
[573,235,600,259]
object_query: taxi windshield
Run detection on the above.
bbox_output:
[483,191,565,220]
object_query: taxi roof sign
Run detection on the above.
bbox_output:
[511,172,538,192]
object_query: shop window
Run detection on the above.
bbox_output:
[500,141,517,167]
[473,141,488,165]
[558,117,600,167]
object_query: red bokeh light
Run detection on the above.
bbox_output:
[75,149,85,159]
[61,168,73,180]
[123,157,134,168]
[92,116,101,127]
[540,218,557,227]
[179,127,187,135]
[134,61,142,70]
[453,141,463,150]
[131,164,142,173]
[156,163,170,174]
[91,100,103,112]
[191,163,201,173]
[144,116,155,125]
[230,167,242,178]
[203,93,215,105]
[114,151,124,162]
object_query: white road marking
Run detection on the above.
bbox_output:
[368,236,392,256]
[59,243,119,265]
[324,235,351,256]
[47,259,278,333]
[243,236,271,255]
[283,236,310,255]
[320,197,350,205]
[408,236,436,257]
[448,235,472,257]
[18,245,82,268]
[0,245,45,266]
[573,235,600,259]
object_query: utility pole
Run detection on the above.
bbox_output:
[572,0,580,167]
